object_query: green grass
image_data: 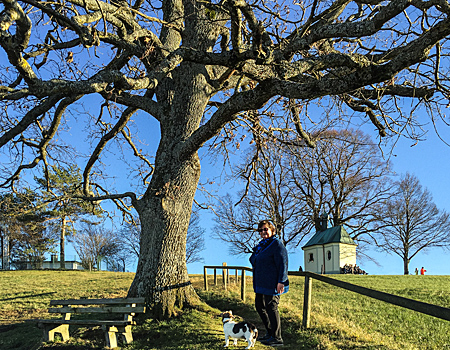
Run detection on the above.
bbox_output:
[284,275,450,350]
[0,270,132,324]
[0,270,133,350]
[1,271,450,349]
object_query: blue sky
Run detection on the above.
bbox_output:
[186,119,450,276]
[362,121,450,275]
[4,98,450,275]
[2,50,450,277]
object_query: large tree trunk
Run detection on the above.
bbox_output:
[128,0,225,317]
[128,65,207,317]
[128,150,201,317]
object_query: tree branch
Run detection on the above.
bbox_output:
[83,107,138,196]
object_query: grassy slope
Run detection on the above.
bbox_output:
[0,270,132,350]
[0,271,449,350]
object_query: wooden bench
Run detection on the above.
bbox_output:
[37,297,146,348]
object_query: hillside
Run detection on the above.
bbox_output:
[0,270,449,349]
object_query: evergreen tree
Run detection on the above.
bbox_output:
[35,165,103,268]
[0,191,57,269]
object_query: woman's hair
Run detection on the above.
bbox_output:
[258,220,276,233]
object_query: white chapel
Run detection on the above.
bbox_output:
[302,216,357,274]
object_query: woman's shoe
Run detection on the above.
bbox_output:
[261,336,284,346]
[258,333,272,342]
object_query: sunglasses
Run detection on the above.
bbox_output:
[258,228,270,232]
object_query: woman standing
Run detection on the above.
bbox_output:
[250,220,289,347]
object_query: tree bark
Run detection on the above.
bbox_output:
[128,60,208,317]
[60,217,66,269]
[128,151,201,317]
[403,256,410,275]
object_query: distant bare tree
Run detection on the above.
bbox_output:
[185,212,205,264]
[117,211,205,263]
[213,143,310,254]
[373,173,450,275]
[287,129,393,242]
[213,129,392,256]
[104,249,132,272]
[71,223,119,271]
[213,194,262,255]
[118,220,141,260]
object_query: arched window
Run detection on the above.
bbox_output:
[327,250,332,261]
[309,253,314,262]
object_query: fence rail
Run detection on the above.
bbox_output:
[290,271,450,327]
[203,263,253,301]
[203,264,450,328]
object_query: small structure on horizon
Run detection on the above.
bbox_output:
[15,255,84,270]
[302,213,357,274]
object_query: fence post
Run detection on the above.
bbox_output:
[235,269,238,283]
[240,269,246,302]
[222,262,227,290]
[203,266,208,291]
[214,268,217,286]
[302,275,312,328]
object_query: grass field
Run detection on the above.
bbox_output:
[0,270,449,349]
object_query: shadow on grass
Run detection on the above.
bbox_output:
[124,288,261,350]
[196,288,321,349]
[0,322,43,350]
[19,286,398,350]
[0,291,57,302]
[196,288,396,350]
[36,326,108,350]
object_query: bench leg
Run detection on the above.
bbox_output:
[120,325,133,344]
[42,324,70,342]
[103,325,118,348]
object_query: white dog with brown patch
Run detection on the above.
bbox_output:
[220,310,258,349]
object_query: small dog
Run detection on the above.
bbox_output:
[220,310,258,349]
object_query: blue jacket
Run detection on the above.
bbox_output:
[249,237,289,295]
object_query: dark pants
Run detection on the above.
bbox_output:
[255,293,282,341]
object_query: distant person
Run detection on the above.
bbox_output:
[420,267,427,275]
[415,268,418,275]
[250,220,289,347]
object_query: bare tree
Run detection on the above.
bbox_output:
[71,223,119,271]
[117,211,205,263]
[213,129,392,256]
[2,0,450,316]
[104,249,133,272]
[117,220,141,260]
[185,212,206,264]
[213,144,311,254]
[287,129,393,241]
[373,173,450,275]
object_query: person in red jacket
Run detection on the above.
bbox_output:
[420,267,427,275]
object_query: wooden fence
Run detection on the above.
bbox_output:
[203,265,450,328]
[203,263,253,301]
